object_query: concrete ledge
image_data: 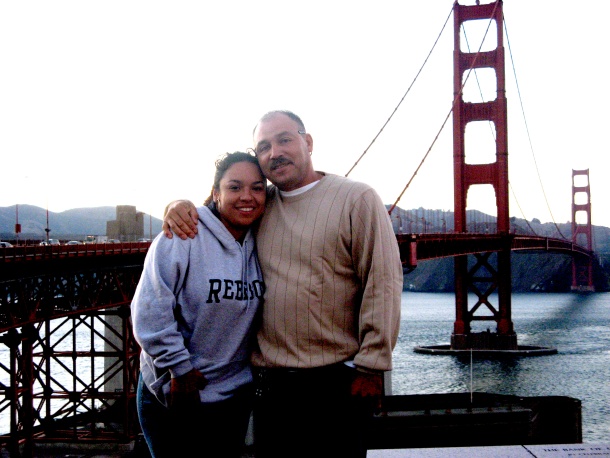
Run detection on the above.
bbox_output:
[369,443,610,457]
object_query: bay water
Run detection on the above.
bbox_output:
[391,291,610,444]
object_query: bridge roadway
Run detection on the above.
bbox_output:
[0,236,593,455]
[395,233,593,268]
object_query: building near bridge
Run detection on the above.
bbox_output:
[106,205,144,242]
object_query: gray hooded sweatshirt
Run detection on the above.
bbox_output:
[132,205,264,406]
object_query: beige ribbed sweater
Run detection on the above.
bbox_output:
[251,173,403,372]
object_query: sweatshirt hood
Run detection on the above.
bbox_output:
[197,205,256,252]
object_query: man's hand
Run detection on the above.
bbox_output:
[163,200,199,240]
[351,371,383,412]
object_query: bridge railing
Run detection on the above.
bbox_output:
[0,242,151,263]
[397,233,594,268]
[2,236,594,271]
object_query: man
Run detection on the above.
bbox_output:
[163,110,403,457]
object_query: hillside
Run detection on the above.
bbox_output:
[0,205,163,241]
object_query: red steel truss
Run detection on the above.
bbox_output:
[0,251,145,456]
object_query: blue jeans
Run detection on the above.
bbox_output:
[136,374,253,458]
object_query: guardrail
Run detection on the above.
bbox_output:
[396,233,594,268]
[0,242,151,263]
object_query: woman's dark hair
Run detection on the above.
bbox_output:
[203,151,264,206]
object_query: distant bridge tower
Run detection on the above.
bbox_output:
[451,0,517,350]
[571,169,595,292]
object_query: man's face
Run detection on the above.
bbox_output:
[253,113,314,192]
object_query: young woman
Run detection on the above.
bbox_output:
[132,151,266,457]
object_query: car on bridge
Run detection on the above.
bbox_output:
[0,241,13,248]
[65,240,84,253]
[40,239,61,246]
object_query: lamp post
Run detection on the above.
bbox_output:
[45,205,50,242]
[395,214,403,234]
[15,204,21,245]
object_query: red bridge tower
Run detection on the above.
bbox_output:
[571,169,595,292]
[451,0,517,350]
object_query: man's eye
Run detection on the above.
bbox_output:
[280,137,291,144]
[258,145,270,153]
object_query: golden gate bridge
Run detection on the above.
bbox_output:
[0,1,597,455]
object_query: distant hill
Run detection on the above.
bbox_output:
[0,204,163,241]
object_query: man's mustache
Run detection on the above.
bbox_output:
[270,157,292,170]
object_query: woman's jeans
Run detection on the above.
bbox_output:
[136,374,253,458]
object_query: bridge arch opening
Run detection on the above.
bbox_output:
[574,233,589,247]
[574,191,589,209]
[466,184,497,232]
[464,120,496,164]
[459,17,498,53]
[573,173,589,188]
[462,67,497,103]
[574,209,589,225]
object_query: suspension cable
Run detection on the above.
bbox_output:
[345,4,453,178]
[462,10,539,237]
[504,16,568,240]
[509,182,538,235]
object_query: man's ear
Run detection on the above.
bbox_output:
[305,133,314,153]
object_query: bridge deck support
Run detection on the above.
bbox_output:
[0,259,144,455]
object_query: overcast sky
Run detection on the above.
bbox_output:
[1,1,608,230]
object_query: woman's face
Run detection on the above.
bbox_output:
[213,161,266,240]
